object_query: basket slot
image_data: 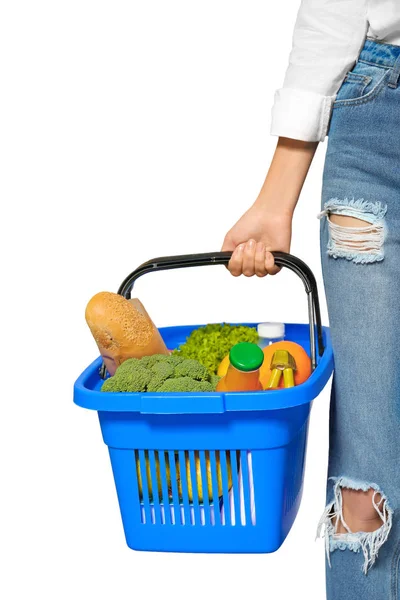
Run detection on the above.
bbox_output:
[199,450,212,526]
[188,451,201,525]
[238,456,246,526]
[148,450,162,525]
[248,452,256,525]
[239,451,254,526]
[229,450,241,526]
[134,450,145,524]
[209,450,221,526]
[220,450,231,526]
[158,450,171,525]
[178,450,192,526]
[167,450,181,525]
[137,450,152,525]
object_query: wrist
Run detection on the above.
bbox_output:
[253,136,317,218]
[253,190,295,219]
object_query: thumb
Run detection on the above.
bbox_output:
[221,233,237,252]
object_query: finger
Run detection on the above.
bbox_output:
[255,242,268,277]
[228,243,245,276]
[222,235,238,270]
[242,239,257,277]
[265,250,281,276]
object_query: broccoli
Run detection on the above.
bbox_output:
[209,373,221,388]
[146,360,175,392]
[172,323,259,374]
[150,360,174,378]
[101,353,218,393]
[156,377,214,393]
[146,375,167,392]
[165,354,185,366]
[101,364,152,392]
[194,380,216,392]
[174,358,209,381]
[140,354,172,369]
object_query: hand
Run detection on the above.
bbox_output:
[222,202,293,277]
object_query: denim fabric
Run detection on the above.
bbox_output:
[319,38,400,599]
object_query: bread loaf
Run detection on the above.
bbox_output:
[85,292,168,375]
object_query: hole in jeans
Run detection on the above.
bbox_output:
[318,198,387,263]
[317,476,393,574]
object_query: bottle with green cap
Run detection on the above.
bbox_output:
[216,342,264,392]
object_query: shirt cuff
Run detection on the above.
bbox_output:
[270,88,336,142]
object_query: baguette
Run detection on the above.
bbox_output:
[85,292,168,375]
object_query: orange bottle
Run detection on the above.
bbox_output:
[216,342,264,392]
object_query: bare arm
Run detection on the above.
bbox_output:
[259,137,318,214]
[223,0,368,277]
[222,137,318,276]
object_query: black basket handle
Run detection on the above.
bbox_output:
[116,251,324,372]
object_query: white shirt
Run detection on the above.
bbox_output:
[270,1,400,142]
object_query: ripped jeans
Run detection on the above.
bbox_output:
[317,38,400,599]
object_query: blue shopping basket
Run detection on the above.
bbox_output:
[74,251,334,553]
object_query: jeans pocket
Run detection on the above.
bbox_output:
[334,61,390,107]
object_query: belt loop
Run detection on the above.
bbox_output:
[388,53,400,88]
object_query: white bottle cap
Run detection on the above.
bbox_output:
[257,322,285,340]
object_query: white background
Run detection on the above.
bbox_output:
[2,1,332,598]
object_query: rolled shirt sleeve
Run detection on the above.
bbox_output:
[271,0,369,142]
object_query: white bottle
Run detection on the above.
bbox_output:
[257,322,285,349]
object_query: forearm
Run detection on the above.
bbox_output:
[255,137,318,216]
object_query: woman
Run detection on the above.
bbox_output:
[222,1,400,598]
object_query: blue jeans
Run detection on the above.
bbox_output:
[318,38,400,599]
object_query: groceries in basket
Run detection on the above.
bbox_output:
[85,292,169,375]
[85,290,312,391]
[172,322,259,375]
[266,350,296,389]
[218,340,311,390]
[216,342,264,391]
[101,354,220,393]
[259,341,311,389]
[257,322,285,348]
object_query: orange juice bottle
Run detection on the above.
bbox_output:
[216,342,264,392]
